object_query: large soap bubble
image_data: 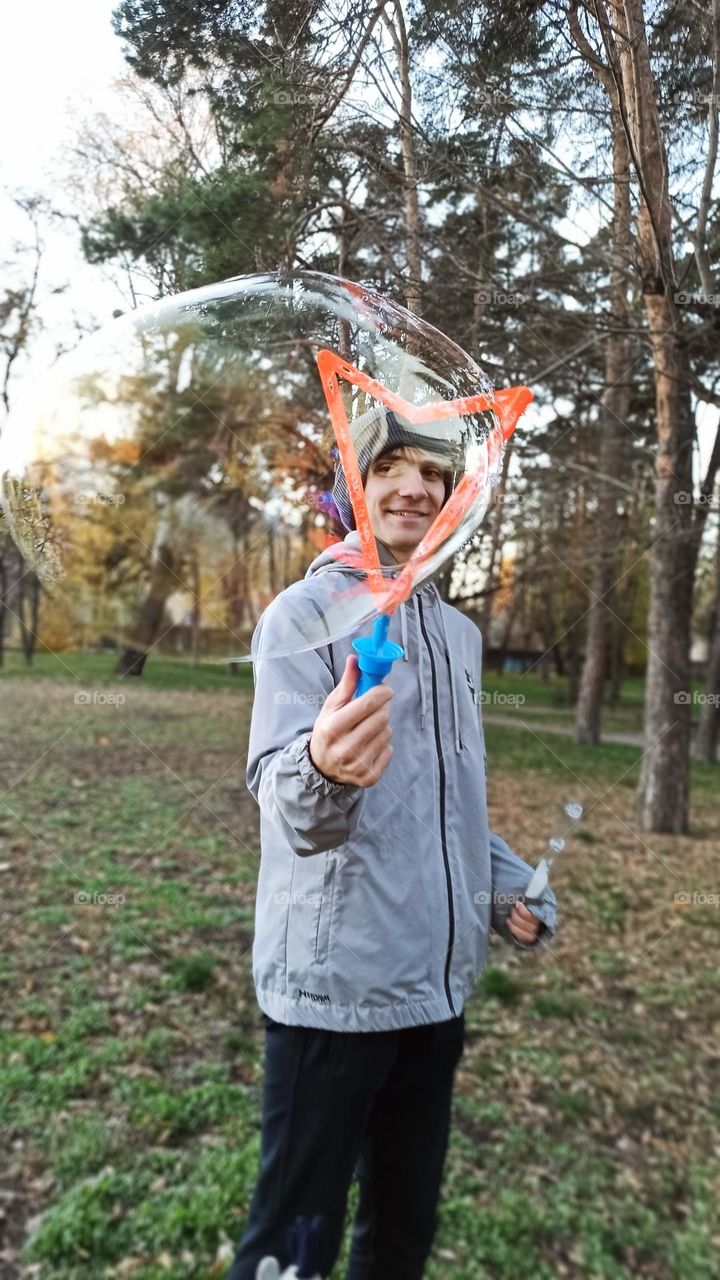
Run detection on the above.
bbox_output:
[0,272,530,671]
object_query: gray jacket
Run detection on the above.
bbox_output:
[246,531,558,1032]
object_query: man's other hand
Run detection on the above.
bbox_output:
[309,654,393,787]
[507,901,542,945]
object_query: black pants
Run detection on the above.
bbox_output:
[227,1010,465,1280]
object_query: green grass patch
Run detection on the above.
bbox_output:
[0,649,254,692]
[481,967,523,1004]
[590,887,632,930]
[484,723,718,800]
[169,955,218,993]
[23,1140,261,1276]
[530,991,588,1020]
[116,1079,253,1140]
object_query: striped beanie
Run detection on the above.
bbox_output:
[331,404,465,533]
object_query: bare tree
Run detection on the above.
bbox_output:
[569,9,636,744]
[696,528,720,762]
[380,1,423,315]
[568,0,720,832]
[0,196,44,413]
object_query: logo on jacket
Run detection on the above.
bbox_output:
[297,987,331,1004]
[465,668,477,705]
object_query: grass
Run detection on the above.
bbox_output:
[1,651,708,738]
[0,648,254,693]
[482,670,647,709]
[1,669,719,1278]
[484,722,718,802]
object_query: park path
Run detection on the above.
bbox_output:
[483,712,643,748]
[482,712,719,760]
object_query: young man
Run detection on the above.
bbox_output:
[227,406,558,1280]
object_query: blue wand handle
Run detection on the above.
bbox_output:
[352,613,404,697]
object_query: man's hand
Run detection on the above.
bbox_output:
[309,654,394,788]
[507,901,542,945]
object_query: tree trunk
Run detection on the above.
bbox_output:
[636,290,695,829]
[189,550,201,667]
[567,624,582,707]
[695,535,720,762]
[602,0,696,830]
[576,106,633,743]
[569,0,697,831]
[607,612,625,709]
[114,523,180,677]
[226,533,247,675]
[337,191,353,359]
[0,549,7,667]
[383,1,422,315]
[13,557,41,667]
[567,0,696,826]
[496,594,521,670]
[267,523,278,599]
[479,440,513,637]
[24,575,40,665]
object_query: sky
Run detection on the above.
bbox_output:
[0,0,127,403]
[0,2,124,193]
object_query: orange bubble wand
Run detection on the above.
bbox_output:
[316,348,533,691]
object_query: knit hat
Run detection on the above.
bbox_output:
[331,404,465,533]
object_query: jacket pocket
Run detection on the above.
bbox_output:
[314,852,337,965]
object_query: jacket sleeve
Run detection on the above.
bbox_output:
[245,598,366,858]
[489,831,558,950]
[474,630,557,951]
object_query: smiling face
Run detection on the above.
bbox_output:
[363,446,451,563]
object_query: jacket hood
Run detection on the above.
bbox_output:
[304,529,463,753]
[304,529,400,578]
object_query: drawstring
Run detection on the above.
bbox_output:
[399,597,425,728]
[400,600,409,661]
[399,600,427,728]
[416,601,427,730]
[432,583,462,753]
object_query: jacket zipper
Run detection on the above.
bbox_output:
[417,595,456,1018]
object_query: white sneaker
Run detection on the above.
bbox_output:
[255,1261,322,1280]
[254,1213,326,1279]
[255,1260,281,1280]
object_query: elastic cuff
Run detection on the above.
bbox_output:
[294,735,357,799]
[524,898,556,932]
